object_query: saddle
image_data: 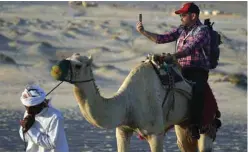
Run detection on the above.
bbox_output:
[152,62,183,86]
[145,53,193,89]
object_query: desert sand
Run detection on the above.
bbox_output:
[0,1,247,152]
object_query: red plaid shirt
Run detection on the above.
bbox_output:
[156,20,210,70]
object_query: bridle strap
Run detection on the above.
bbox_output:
[67,60,94,84]
[68,78,94,84]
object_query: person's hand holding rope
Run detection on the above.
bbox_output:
[20,114,35,133]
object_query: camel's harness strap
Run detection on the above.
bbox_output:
[149,61,175,107]
[149,60,191,107]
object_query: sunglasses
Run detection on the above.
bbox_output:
[26,89,40,97]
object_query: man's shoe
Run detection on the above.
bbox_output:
[214,118,222,129]
[189,125,200,140]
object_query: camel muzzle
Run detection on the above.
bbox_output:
[51,59,94,84]
[51,59,71,82]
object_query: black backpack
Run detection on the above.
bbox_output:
[204,19,222,69]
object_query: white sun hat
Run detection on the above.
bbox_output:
[20,85,46,107]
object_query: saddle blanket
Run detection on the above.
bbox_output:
[203,83,218,126]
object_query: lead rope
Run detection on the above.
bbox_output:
[46,81,64,97]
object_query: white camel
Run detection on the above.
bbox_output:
[51,53,216,152]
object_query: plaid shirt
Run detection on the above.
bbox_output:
[156,20,210,70]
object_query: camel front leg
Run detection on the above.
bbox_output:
[147,133,164,152]
[116,127,133,152]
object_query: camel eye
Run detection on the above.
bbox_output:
[75,64,82,69]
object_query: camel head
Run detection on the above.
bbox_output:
[51,53,93,83]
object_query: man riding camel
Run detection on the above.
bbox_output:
[136,2,211,140]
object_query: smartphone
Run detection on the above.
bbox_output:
[139,14,142,22]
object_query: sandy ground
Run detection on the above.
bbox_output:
[0,1,247,152]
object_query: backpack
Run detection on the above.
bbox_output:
[176,20,222,69]
[203,19,222,69]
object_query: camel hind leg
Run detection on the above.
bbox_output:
[175,125,198,152]
[175,125,214,152]
[116,127,133,152]
[197,134,214,152]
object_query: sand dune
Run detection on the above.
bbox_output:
[95,64,129,76]
[22,31,58,42]
[27,41,56,56]
[0,34,13,50]
[0,53,16,65]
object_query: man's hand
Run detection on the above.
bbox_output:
[20,114,35,133]
[136,22,145,34]
[163,53,174,64]
[164,54,173,64]
[136,21,158,43]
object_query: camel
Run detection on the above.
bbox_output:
[51,53,216,152]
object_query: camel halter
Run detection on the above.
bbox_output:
[67,59,94,84]
[47,60,94,95]
[55,59,94,84]
[46,60,95,96]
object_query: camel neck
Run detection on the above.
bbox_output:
[73,79,127,128]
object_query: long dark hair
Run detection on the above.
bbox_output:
[25,99,49,115]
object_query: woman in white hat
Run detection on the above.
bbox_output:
[19,84,69,152]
